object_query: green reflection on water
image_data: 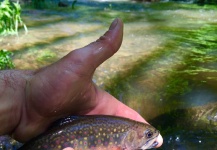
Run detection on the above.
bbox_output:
[104,18,217,140]
[1,1,217,149]
[151,24,217,148]
[164,24,217,98]
[36,49,57,65]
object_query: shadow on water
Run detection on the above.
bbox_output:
[151,106,217,150]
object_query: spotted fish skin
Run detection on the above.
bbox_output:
[18,115,159,150]
[0,135,23,150]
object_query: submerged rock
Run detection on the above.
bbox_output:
[150,102,217,149]
[150,102,217,132]
[58,1,69,7]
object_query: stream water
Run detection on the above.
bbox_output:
[0,0,217,149]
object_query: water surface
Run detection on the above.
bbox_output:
[0,1,217,149]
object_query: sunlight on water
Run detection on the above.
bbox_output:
[0,1,217,149]
[11,23,103,69]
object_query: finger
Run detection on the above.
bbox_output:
[62,148,74,150]
[83,18,123,69]
[36,18,123,78]
[28,19,123,115]
[55,18,123,77]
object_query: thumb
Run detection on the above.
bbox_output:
[34,18,123,81]
[83,18,123,70]
[28,18,123,115]
[57,18,124,76]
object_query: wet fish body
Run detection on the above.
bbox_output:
[19,115,159,150]
[0,135,22,150]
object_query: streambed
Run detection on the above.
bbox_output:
[0,1,217,149]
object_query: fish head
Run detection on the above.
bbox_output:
[122,123,159,150]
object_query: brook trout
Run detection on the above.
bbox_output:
[19,115,159,150]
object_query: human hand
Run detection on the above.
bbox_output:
[63,147,124,150]
[0,19,162,147]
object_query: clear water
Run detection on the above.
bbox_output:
[0,0,217,149]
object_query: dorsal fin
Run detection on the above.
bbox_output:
[49,116,87,130]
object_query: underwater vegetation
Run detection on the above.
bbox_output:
[32,0,46,9]
[0,0,27,69]
[162,24,217,101]
[36,49,57,65]
[0,0,216,149]
[194,0,217,5]
[0,49,14,70]
[23,0,77,9]
[0,0,27,35]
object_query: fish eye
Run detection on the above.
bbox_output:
[145,130,153,138]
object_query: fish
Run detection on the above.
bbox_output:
[0,135,22,150]
[18,115,159,150]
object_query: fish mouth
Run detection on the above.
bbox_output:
[138,130,160,150]
[147,141,159,149]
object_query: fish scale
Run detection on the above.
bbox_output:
[18,115,159,150]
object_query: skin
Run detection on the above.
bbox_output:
[62,148,121,150]
[0,18,162,148]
